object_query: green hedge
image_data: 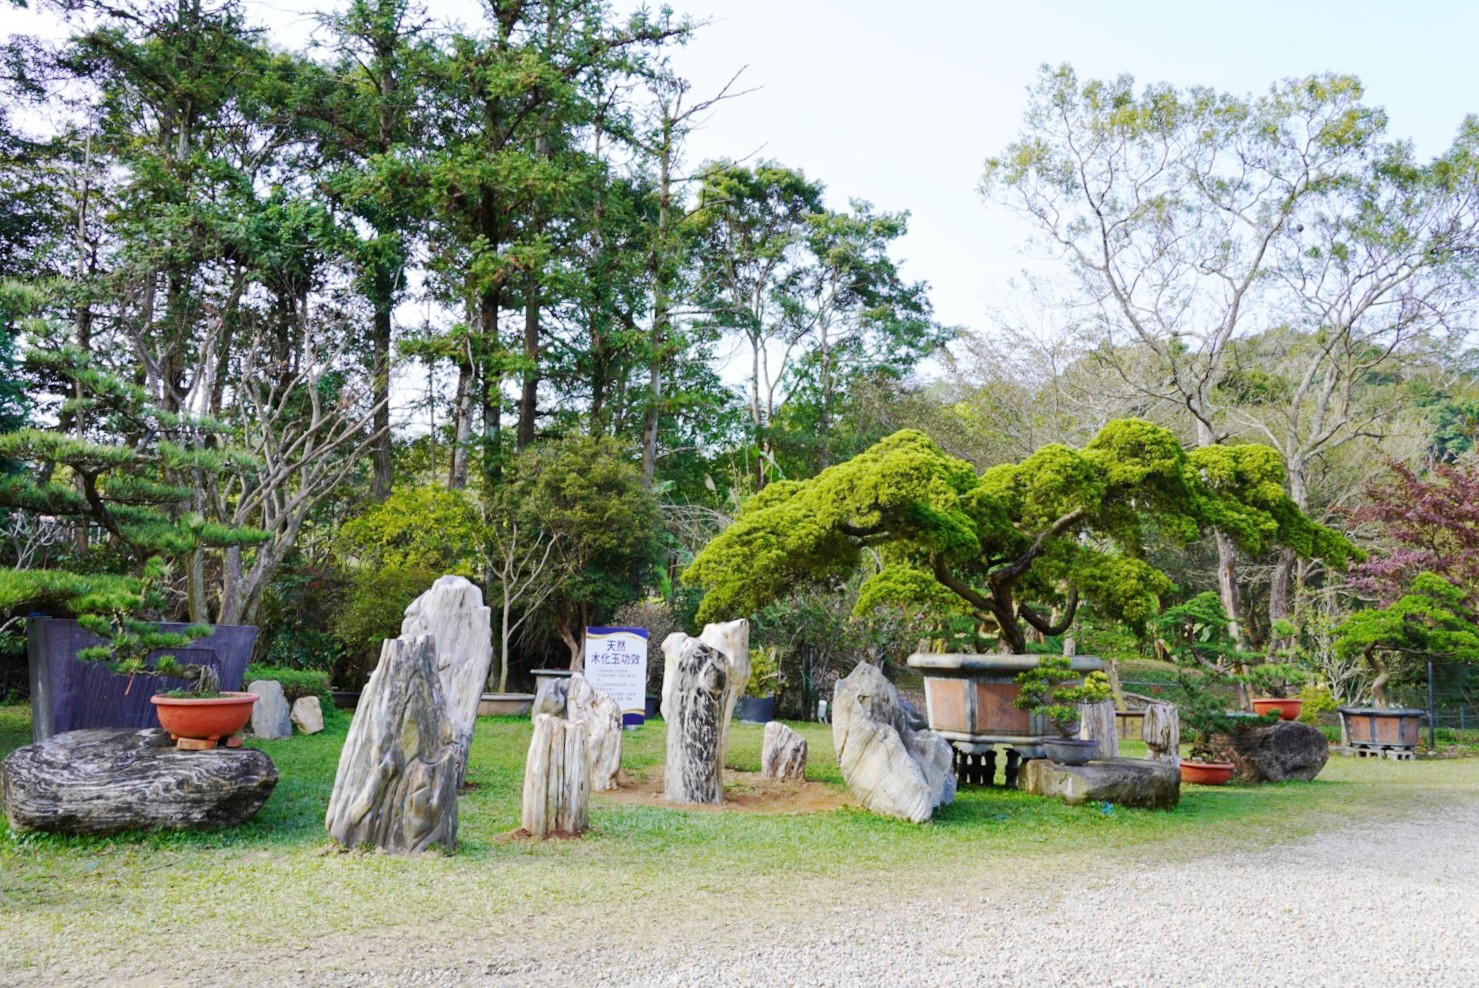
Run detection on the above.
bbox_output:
[244,665,332,705]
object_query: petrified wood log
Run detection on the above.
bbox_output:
[833,661,955,823]
[521,713,591,837]
[1077,700,1120,760]
[760,721,807,781]
[1019,757,1179,810]
[325,635,459,852]
[1142,703,1180,765]
[531,673,622,791]
[661,619,750,772]
[2,728,277,834]
[400,575,493,786]
[664,637,729,804]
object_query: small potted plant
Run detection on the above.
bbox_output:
[1246,660,1309,721]
[1013,654,1111,765]
[734,645,780,723]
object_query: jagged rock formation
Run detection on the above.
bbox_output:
[832,662,955,823]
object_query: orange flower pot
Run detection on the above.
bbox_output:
[1250,697,1303,721]
[151,692,257,746]
[1179,760,1235,785]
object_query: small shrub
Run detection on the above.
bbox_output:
[244,665,332,705]
[1296,681,1338,724]
[746,645,781,698]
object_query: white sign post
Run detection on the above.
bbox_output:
[583,627,649,728]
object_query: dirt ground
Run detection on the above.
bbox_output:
[597,767,855,814]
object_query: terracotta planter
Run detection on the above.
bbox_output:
[1251,697,1304,721]
[1179,759,1235,785]
[151,692,257,748]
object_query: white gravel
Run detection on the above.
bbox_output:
[282,800,1479,988]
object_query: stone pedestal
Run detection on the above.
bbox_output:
[1019,757,1180,810]
[3,728,277,834]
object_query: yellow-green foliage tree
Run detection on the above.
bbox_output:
[684,420,1353,653]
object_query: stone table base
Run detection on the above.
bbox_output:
[1019,757,1179,810]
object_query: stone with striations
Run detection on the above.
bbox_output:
[663,637,729,804]
[832,661,956,823]
[1214,720,1329,783]
[661,619,750,773]
[760,721,807,781]
[3,728,277,834]
[1141,703,1180,765]
[521,713,590,838]
[1019,757,1180,810]
[400,575,493,786]
[290,695,324,735]
[325,634,459,852]
[531,673,622,791]
[247,679,292,739]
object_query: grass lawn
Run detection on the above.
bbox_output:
[3,702,1477,983]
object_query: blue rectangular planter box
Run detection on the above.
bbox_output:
[26,618,258,741]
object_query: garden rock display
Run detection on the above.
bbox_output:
[661,619,749,751]
[2,727,277,834]
[1019,757,1179,810]
[521,713,591,837]
[832,661,956,823]
[291,696,324,735]
[325,635,459,852]
[531,673,622,791]
[400,575,494,784]
[663,636,729,804]
[1215,720,1329,782]
[760,721,807,781]
[247,679,292,738]
[1142,703,1180,764]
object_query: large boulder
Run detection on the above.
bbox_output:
[532,673,622,791]
[400,575,493,784]
[1019,757,1180,810]
[832,662,956,823]
[2,728,277,834]
[663,637,729,804]
[325,635,459,852]
[1215,720,1330,782]
[247,679,292,739]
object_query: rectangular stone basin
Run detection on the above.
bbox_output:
[907,653,1104,742]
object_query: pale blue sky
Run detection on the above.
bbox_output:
[5,0,1477,338]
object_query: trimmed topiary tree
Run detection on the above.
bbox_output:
[684,420,1351,653]
[1335,572,1479,708]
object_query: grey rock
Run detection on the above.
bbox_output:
[663,637,729,804]
[247,679,292,738]
[290,696,324,735]
[400,575,493,785]
[1019,756,1180,810]
[833,661,956,823]
[761,721,807,781]
[1216,720,1330,782]
[2,728,277,834]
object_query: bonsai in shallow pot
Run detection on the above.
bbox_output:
[1246,659,1310,721]
[1013,655,1111,765]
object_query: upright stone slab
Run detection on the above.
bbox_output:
[531,673,622,791]
[3,728,277,834]
[1019,757,1180,810]
[290,696,324,735]
[663,637,729,804]
[1077,700,1120,760]
[661,619,750,777]
[832,661,956,823]
[1142,703,1180,765]
[247,680,292,739]
[521,713,591,838]
[400,575,493,785]
[325,635,459,852]
[761,721,807,781]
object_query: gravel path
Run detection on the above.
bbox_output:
[281,799,1479,988]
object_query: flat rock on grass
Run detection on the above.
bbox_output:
[1019,757,1180,810]
[2,727,278,834]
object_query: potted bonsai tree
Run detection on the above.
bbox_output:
[734,644,780,723]
[1013,654,1111,765]
[1246,657,1310,721]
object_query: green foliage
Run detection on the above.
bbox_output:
[1335,572,1479,705]
[1296,681,1339,724]
[243,665,332,705]
[1013,655,1111,738]
[686,421,1351,653]
[329,566,440,686]
[745,645,781,698]
[337,484,485,576]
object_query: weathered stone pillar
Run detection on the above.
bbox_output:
[400,575,493,786]
[1142,703,1181,765]
[1078,700,1120,760]
[521,713,591,837]
[663,637,729,804]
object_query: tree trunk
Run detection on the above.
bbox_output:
[1141,703,1180,765]
[1077,700,1119,760]
[370,304,393,501]
[518,269,539,449]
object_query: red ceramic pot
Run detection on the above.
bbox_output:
[1179,759,1235,785]
[1250,697,1304,721]
[151,692,257,744]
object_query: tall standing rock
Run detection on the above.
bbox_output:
[663,637,729,804]
[1077,700,1120,760]
[1142,703,1180,765]
[325,635,459,852]
[833,661,956,823]
[531,673,622,792]
[761,721,807,781]
[521,713,591,838]
[661,619,749,773]
[247,680,292,739]
[400,575,493,786]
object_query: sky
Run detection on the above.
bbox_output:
[5,0,1479,340]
